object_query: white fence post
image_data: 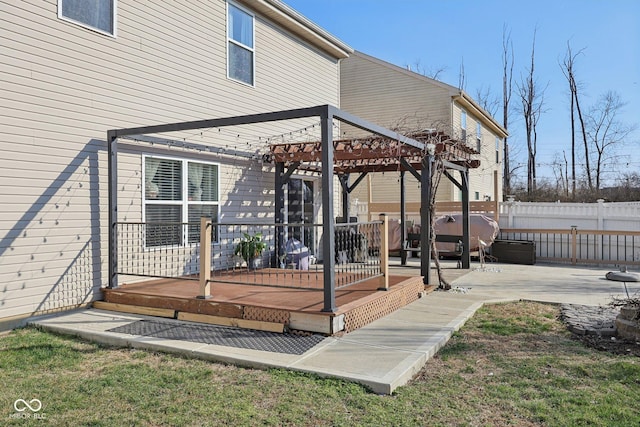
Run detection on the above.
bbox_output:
[596,199,605,230]
[506,196,515,228]
[596,199,605,258]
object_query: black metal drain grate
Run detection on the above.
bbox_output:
[107,319,325,355]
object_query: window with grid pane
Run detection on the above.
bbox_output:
[144,157,219,247]
[227,2,254,85]
[59,0,116,36]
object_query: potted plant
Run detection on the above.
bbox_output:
[235,232,267,269]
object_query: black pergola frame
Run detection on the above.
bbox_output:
[107,104,471,312]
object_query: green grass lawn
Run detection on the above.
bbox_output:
[2,301,639,426]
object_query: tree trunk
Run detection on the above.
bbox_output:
[575,91,592,190]
[570,91,576,197]
[502,25,514,197]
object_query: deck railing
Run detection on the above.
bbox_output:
[498,227,640,266]
[115,219,387,296]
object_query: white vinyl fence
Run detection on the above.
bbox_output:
[499,199,640,231]
[498,200,640,265]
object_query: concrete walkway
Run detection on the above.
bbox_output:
[30,261,640,394]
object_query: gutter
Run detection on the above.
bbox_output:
[245,0,353,59]
[453,92,508,138]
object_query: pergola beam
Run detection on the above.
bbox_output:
[400,157,421,181]
[110,105,329,138]
[330,106,425,151]
[444,170,462,191]
[118,134,261,160]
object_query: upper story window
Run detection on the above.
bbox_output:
[227,2,255,86]
[460,109,467,142]
[495,136,501,163]
[476,122,482,152]
[144,156,220,247]
[58,0,116,36]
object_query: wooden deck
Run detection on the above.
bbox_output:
[100,270,431,335]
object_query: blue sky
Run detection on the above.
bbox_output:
[285,0,640,185]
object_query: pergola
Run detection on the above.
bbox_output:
[107,104,478,312]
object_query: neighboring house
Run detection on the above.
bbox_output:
[340,51,508,222]
[0,0,351,329]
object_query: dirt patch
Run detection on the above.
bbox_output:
[559,302,640,357]
[570,333,640,357]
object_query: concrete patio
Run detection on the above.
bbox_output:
[30,260,639,394]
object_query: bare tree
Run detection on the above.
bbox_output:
[551,151,570,197]
[458,57,466,91]
[405,59,447,80]
[502,25,514,196]
[562,151,570,197]
[609,172,640,201]
[585,91,637,191]
[517,28,548,195]
[390,116,456,289]
[426,145,451,290]
[560,42,588,196]
[475,85,500,117]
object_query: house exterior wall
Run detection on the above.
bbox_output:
[341,52,505,219]
[451,102,503,203]
[340,54,452,131]
[0,0,345,325]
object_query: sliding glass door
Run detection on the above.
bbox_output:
[287,178,315,254]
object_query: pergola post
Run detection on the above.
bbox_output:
[107,131,118,289]
[320,110,337,313]
[400,170,407,265]
[460,169,471,269]
[421,152,433,285]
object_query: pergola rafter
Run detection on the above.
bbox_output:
[269,131,479,175]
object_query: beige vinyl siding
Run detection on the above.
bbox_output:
[469,125,502,202]
[0,0,341,321]
[341,52,506,217]
[349,173,452,221]
[454,104,502,202]
[341,53,451,133]
[341,52,463,218]
[451,103,465,142]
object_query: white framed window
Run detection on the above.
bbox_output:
[460,110,467,141]
[476,122,482,152]
[495,136,501,163]
[227,2,255,86]
[143,156,220,247]
[58,0,117,37]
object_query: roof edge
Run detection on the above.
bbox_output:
[352,51,459,92]
[453,92,508,138]
[351,51,508,137]
[243,0,353,59]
